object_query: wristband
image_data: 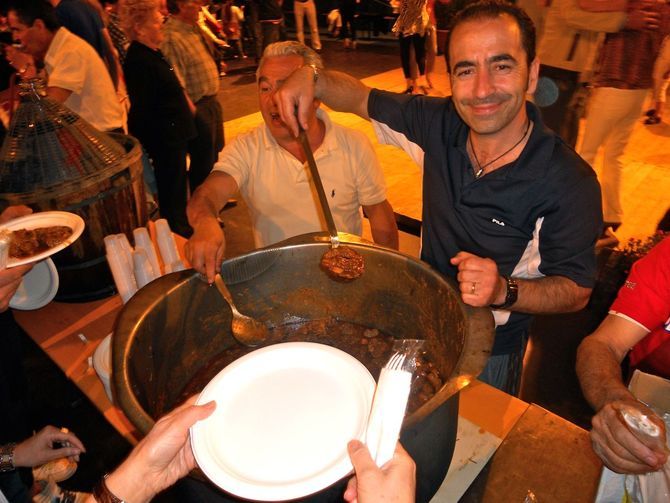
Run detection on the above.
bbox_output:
[93,474,126,503]
[0,443,16,472]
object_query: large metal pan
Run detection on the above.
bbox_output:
[112,232,494,501]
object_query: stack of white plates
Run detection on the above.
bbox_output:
[9,258,59,310]
[93,333,113,403]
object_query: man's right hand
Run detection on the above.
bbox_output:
[344,440,416,503]
[185,217,226,284]
[274,65,317,138]
[590,398,668,474]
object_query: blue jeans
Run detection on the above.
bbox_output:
[478,330,529,396]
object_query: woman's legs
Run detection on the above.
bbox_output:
[399,34,415,90]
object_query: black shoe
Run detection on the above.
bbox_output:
[403,86,414,94]
[644,115,661,125]
[645,109,657,117]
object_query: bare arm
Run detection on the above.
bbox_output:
[185,171,239,283]
[102,27,122,90]
[46,86,74,104]
[450,252,591,313]
[275,66,371,138]
[576,315,668,473]
[577,314,643,410]
[85,398,215,503]
[363,200,399,250]
[504,275,591,313]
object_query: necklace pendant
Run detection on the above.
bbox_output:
[475,168,484,179]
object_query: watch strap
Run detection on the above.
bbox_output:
[93,474,126,503]
[490,275,518,310]
[307,63,319,84]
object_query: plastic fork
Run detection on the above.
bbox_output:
[365,351,413,466]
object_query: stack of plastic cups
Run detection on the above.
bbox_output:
[132,248,155,289]
[104,235,138,303]
[155,219,185,273]
[133,227,161,277]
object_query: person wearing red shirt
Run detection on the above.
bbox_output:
[577,236,670,474]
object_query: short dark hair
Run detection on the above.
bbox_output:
[8,0,60,32]
[445,0,536,73]
[166,0,180,14]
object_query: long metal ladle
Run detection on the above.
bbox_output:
[298,129,339,248]
[298,128,364,280]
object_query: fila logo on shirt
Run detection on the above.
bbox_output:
[491,218,505,227]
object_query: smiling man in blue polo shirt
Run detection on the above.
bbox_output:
[275,0,602,397]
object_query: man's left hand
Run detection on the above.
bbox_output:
[450,251,505,307]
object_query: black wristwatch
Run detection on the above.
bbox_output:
[490,275,518,310]
[0,443,16,472]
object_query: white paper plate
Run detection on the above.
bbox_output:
[9,258,59,310]
[93,333,113,403]
[1,211,85,268]
[191,342,376,501]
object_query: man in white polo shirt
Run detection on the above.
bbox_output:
[7,0,124,132]
[186,41,398,282]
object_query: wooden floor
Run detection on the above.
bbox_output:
[224,56,670,256]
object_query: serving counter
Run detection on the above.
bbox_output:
[13,297,603,502]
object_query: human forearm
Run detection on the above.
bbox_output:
[365,201,399,250]
[186,172,237,282]
[46,86,74,104]
[576,335,632,411]
[275,66,371,137]
[86,400,216,503]
[451,253,592,311]
[186,172,235,226]
[502,275,591,314]
[315,70,371,119]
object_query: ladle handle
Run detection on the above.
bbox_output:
[214,273,239,315]
[298,128,339,247]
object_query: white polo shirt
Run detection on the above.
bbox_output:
[214,110,388,248]
[44,28,124,131]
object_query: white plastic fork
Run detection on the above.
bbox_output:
[365,351,413,466]
[386,352,407,372]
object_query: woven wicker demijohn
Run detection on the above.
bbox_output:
[0,78,147,301]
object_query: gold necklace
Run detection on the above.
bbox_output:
[469,120,531,179]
